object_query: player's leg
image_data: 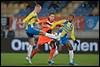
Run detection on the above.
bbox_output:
[31,35,46,59]
[48,40,58,65]
[29,29,56,59]
[62,35,74,65]
[27,38,35,57]
[52,45,59,60]
[26,37,35,64]
[40,31,59,40]
[27,26,59,40]
[31,44,42,58]
[66,42,74,64]
[25,27,37,64]
[51,40,59,60]
[66,42,77,65]
[59,34,76,65]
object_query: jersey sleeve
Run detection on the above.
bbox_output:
[70,25,76,41]
[50,19,66,29]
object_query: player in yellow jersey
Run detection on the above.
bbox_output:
[23,4,42,64]
[47,19,79,65]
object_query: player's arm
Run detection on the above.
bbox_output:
[50,19,66,29]
[70,25,76,41]
[70,25,79,45]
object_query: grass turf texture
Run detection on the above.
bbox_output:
[1,53,99,66]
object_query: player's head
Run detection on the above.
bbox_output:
[48,12,55,21]
[34,4,41,14]
[66,20,72,23]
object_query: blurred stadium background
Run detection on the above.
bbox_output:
[1,1,99,66]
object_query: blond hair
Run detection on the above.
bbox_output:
[35,4,41,8]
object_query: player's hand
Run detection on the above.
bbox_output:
[74,40,79,45]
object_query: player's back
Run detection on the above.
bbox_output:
[23,11,38,30]
[23,11,38,25]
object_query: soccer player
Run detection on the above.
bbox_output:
[37,13,55,46]
[49,19,79,65]
[30,13,59,64]
[23,4,43,64]
[38,13,59,65]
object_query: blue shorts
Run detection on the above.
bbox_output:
[59,34,69,45]
[26,25,40,37]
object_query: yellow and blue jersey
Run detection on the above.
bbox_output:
[23,11,40,37]
[23,11,38,30]
[51,19,76,41]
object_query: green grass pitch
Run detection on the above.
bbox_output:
[1,53,99,66]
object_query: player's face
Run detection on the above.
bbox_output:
[49,14,55,21]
